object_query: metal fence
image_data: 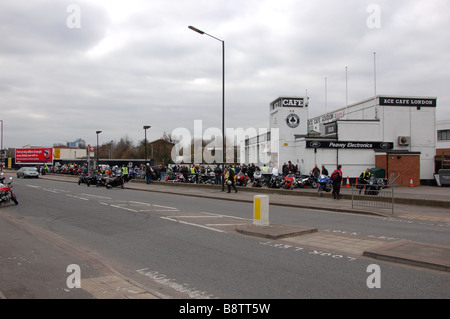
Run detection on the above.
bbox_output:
[351,187,394,215]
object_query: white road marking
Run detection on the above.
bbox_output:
[80,194,112,200]
[129,201,152,206]
[206,223,248,227]
[110,204,139,213]
[160,217,226,233]
[66,194,89,201]
[129,201,179,212]
[168,215,218,218]
[43,188,60,193]
[153,204,177,210]
[200,211,251,221]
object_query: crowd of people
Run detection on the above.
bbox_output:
[45,160,381,200]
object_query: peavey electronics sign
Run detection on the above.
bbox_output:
[306,141,393,150]
[379,97,436,107]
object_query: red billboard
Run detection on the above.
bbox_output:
[15,148,53,164]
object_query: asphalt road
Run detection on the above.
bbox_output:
[1,177,449,299]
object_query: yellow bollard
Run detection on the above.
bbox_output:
[253,195,269,226]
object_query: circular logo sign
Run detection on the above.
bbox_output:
[286,114,300,128]
[309,141,321,148]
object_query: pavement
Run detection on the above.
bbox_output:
[1,171,449,298]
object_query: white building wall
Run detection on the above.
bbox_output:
[380,103,436,180]
[247,95,438,181]
[437,119,450,150]
[338,121,382,141]
[56,148,87,160]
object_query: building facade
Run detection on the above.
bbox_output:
[244,95,438,186]
[436,119,450,171]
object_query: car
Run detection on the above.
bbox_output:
[16,167,40,178]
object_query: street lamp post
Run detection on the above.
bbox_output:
[0,120,3,171]
[96,130,102,168]
[143,125,151,163]
[188,25,226,191]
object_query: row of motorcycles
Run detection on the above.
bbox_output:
[164,171,218,184]
[164,170,323,190]
[78,167,387,196]
[0,173,18,206]
[251,171,319,190]
[78,170,126,189]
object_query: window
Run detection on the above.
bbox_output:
[438,130,450,141]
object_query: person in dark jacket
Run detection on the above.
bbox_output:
[225,165,238,193]
[247,164,255,181]
[214,165,222,185]
[331,165,343,199]
[145,163,153,184]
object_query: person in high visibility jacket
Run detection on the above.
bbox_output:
[190,165,198,183]
[225,165,238,193]
[261,164,270,184]
[359,168,372,194]
[122,165,129,182]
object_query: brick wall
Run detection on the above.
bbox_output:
[375,154,420,186]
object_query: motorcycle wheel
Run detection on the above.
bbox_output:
[12,195,18,205]
[310,181,318,189]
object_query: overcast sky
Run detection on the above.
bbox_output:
[1,0,449,149]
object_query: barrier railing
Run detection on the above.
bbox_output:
[351,186,394,215]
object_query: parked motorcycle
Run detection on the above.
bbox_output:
[283,173,296,189]
[106,172,124,189]
[198,172,216,184]
[0,176,18,206]
[85,172,99,187]
[296,174,318,189]
[317,174,333,197]
[164,171,177,182]
[78,173,90,185]
[358,176,386,195]
[268,175,283,189]
[96,173,108,187]
[252,171,264,187]
[235,172,250,187]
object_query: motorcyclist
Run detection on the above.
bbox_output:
[359,168,372,194]
[311,165,320,178]
[225,165,238,193]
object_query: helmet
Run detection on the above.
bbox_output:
[227,180,232,185]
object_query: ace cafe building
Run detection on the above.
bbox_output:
[243,95,437,186]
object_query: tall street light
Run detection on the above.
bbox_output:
[0,120,3,172]
[96,130,102,168]
[143,125,151,163]
[188,25,226,191]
